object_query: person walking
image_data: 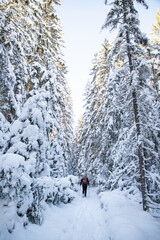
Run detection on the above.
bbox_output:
[80,175,89,197]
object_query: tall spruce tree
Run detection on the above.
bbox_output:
[0,0,74,232]
[103,0,160,212]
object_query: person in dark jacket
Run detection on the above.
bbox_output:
[80,175,89,197]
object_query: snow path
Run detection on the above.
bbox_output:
[12,188,109,240]
[3,188,160,240]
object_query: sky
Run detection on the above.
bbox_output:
[56,0,160,125]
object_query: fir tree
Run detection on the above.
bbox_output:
[0,3,28,122]
[0,0,74,231]
[74,41,111,184]
[149,10,160,95]
[103,0,160,212]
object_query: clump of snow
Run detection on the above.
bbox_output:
[0,112,10,151]
[30,108,44,128]
[0,153,25,171]
[7,142,28,156]
[99,190,160,240]
[10,120,23,136]
[23,124,39,142]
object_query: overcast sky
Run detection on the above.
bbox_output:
[56,0,160,126]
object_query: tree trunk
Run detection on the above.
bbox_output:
[122,0,148,211]
[132,90,148,211]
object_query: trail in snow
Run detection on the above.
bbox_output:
[3,187,160,240]
[12,188,109,240]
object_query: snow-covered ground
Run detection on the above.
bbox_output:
[99,190,160,240]
[1,188,160,240]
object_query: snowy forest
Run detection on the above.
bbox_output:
[0,0,160,239]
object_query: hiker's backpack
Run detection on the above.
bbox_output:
[82,177,88,184]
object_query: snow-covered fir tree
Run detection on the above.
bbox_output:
[0,1,28,122]
[148,10,160,96]
[72,117,84,176]
[74,41,111,185]
[0,0,75,233]
[101,0,160,213]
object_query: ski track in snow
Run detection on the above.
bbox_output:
[13,188,109,240]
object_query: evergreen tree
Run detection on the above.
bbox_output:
[0,113,10,152]
[74,41,111,184]
[0,2,28,122]
[151,9,160,43]
[149,10,160,95]
[72,118,85,176]
[0,0,74,232]
[103,0,160,212]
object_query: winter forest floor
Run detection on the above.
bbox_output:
[2,188,160,240]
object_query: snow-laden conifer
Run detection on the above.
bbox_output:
[0,0,74,233]
[102,0,160,213]
[74,41,111,184]
[148,10,160,96]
